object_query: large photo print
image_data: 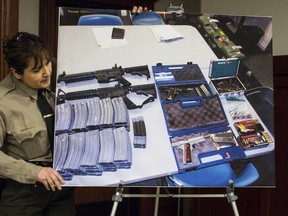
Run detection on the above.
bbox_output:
[55,7,274,187]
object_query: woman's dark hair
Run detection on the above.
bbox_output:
[2,32,54,75]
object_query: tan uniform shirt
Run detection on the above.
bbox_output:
[0,73,54,184]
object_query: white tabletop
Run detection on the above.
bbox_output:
[56,25,274,186]
[57,25,218,79]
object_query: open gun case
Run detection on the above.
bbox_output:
[152,62,246,172]
[208,58,246,98]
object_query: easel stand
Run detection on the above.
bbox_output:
[110,180,240,216]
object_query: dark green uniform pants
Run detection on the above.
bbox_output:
[0,180,75,216]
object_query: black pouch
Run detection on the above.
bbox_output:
[111,27,125,39]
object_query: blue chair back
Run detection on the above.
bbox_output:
[77,14,124,26]
[166,162,259,187]
[166,163,235,187]
[233,163,260,186]
[132,12,165,25]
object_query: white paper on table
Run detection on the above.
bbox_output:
[150,25,184,42]
[92,27,127,49]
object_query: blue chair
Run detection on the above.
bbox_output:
[244,86,274,136]
[244,86,275,185]
[166,162,259,187]
[77,14,124,26]
[132,12,165,25]
[233,162,260,186]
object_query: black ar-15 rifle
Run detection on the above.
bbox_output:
[57,83,157,110]
[57,64,150,87]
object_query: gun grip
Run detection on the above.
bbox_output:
[183,143,192,164]
[119,77,131,87]
[123,96,137,109]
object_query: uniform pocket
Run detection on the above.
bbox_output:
[13,124,46,144]
[12,123,49,159]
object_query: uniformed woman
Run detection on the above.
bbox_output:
[0,32,75,216]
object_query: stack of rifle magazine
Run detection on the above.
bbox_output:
[97,127,132,171]
[63,132,86,174]
[113,127,132,169]
[132,116,147,148]
[98,128,117,171]
[71,101,88,131]
[54,94,132,180]
[55,96,129,133]
[79,130,102,175]
[111,97,130,127]
[54,127,133,180]
[54,133,69,171]
[98,98,114,127]
[86,98,101,128]
[56,102,73,132]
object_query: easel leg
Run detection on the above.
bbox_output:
[110,182,124,216]
[226,180,240,216]
[177,187,181,216]
[154,187,160,216]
